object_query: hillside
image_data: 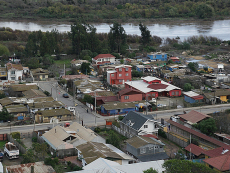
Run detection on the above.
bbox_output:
[0,0,230,22]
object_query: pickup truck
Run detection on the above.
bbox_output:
[4,142,19,159]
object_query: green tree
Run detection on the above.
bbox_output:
[0,107,13,122]
[183,83,194,91]
[120,59,124,64]
[132,70,143,78]
[196,3,215,19]
[44,91,51,96]
[22,149,36,164]
[197,118,217,136]
[108,22,127,53]
[188,62,198,72]
[143,167,158,173]
[0,44,10,56]
[175,149,186,160]
[80,62,91,75]
[0,93,6,99]
[139,23,151,46]
[83,94,94,104]
[163,159,218,173]
[106,130,121,149]
[40,35,49,56]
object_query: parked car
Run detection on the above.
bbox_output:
[157,104,166,107]
[63,93,69,98]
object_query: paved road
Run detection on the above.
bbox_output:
[37,81,108,126]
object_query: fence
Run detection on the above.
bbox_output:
[112,125,134,138]
[166,133,188,148]
[20,132,33,139]
[7,134,27,154]
[0,134,7,141]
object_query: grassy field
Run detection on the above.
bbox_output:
[54,59,71,68]
[0,141,6,150]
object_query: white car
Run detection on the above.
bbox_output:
[157,104,167,107]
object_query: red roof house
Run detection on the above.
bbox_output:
[178,110,211,124]
[118,88,143,102]
[92,54,116,65]
[204,154,230,172]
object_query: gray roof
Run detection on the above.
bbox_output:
[137,152,169,162]
[122,111,148,131]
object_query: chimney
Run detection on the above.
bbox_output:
[31,165,34,173]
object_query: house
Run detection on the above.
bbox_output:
[96,96,118,106]
[6,161,55,173]
[61,74,89,81]
[147,52,167,61]
[71,59,89,67]
[183,91,203,104]
[169,57,180,63]
[41,125,79,157]
[22,89,47,99]
[107,65,132,85]
[204,154,230,172]
[178,110,211,125]
[31,68,49,81]
[92,54,116,66]
[5,105,29,121]
[126,136,168,162]
[120,111,158,137]
[125,76,182,100]
[27,100,64,114]
[203,89,230,104]
[118,88,143,102]
[35,109,75,123]
[165,64,179,72]
[0,67,7,80]
[76,142,135,166]
[6,63,23,81]
[0,97,15,107]
[100,101,140,116]
[8,84,38,97]
[184,143,206,159]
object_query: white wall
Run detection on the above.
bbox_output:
[138,120,158,135]
[8,69,23,81]
[107,72,110,84]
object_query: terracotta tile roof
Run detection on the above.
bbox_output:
[178,110,211,124]
[204,154,230,171]
[147,84,168,90]
[184,144,205,156]
[6,63,23,71]
[93,54,115,60]
[203,147,230,158]
[168,119,229,148]
[118,88,142,95]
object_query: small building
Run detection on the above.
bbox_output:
[92,54,116,65]
[100,101,139,116]
[107,65,132,85]
[169,57,180,63]
[126,136,168,162]
[76,142,135,166]
[183,91,204,104]
[120,111,158,137]
[6,161,55,173]
[96,96,118,106]
[71,59,89,67]
[0,67,7,80]
[8,84,38,97]
[6,63,23,81]
[184,143,206,159]
[178,110,211,125]
[5,105,29,121]
[31,68,49,81]
[147,52,167,61]
[165,64,179,72]
[35,108,74,123]
[203,89,230,104]
[118,88,143,102]
[22,89,47,99]
[61,74,89,81]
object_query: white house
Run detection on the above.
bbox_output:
[6,63,23,81]
[92,54,116,65]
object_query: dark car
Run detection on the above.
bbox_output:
[63,93,69,98]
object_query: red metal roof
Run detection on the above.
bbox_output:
[147,84,168,90]
[170,57,180,60]
[184,143,205,156]
[168,119,229,148]
[192,95,204,100]
[178,110,211,124]
[142,134,158,140]
[118,88,142,95]
[204,154,230,171]
[203,147,230,158]
[93,54,115,60]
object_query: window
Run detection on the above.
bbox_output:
[111,74,114,77]
[119,68,122,72]
[1,72,5,75]
[144,125,148,128]
[11,71,15,75]
[119,74,122,77]
[125,68,128,71]
[171,91,175,96]
[140,148,146,154]
[126,73,128,76]
[176,91,179,95]
[149,147,153,150]
[152,93,155,97]
[119,80,122,82]
[124,96,129,100]
[42,75,45,78]
[11,77,15,80]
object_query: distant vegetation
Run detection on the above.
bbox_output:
[0,0,229,21]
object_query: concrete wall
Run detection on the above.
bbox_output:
[166,133,188,148]
[112,124,137,138]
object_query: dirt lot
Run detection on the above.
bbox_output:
[158,136,184,159]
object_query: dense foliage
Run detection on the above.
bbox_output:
[0,108,13,122]
[163,159,218,173]
[193,118,217,136]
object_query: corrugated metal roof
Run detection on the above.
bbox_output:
[126,136,164,148]
[178,110,211,124]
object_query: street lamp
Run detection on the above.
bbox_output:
[8,121,11,134]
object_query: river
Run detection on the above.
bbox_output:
[1,19,230,40]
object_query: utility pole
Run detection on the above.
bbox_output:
[146,95,148,115]
[95,91,96,125]
[56,82,57,101]
[73,80,75,107]
[64,63,65,76]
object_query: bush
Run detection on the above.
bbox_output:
[32,137,37,142]
[118,115,124,121]
[94,127,101,133]
[158,129,167,139]
[44,157,59,168]
[11,132,20,139]
[44,91,50,96]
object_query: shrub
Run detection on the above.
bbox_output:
[32,137,37,142]
[94,127,101,133]
[158,129,167,138]
[11,132,20,139]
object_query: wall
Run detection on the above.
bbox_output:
[7,134,27,154]
[184,95,197,104]
[112,124,137,138]
[166,133,188,148]
[169,90,181,97]
[120,93,142,102]
[138,120,158,135]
